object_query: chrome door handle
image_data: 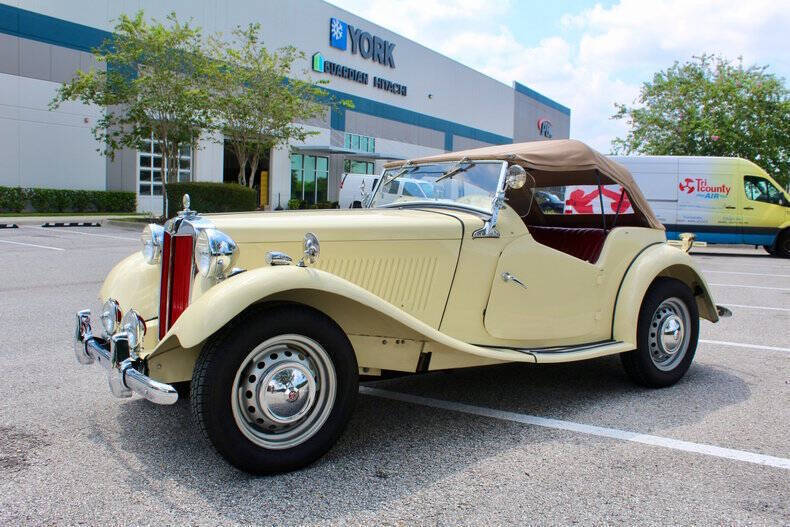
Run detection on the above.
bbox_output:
[502,272,527,289]
[725,205,736,209]
[743,206,754,210]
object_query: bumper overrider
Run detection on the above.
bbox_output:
[73,309,178,405]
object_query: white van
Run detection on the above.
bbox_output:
[338,173,380,208]
[339,173,436,208]
[564,156,790,256]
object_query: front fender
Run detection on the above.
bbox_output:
[152,265,536,365]
[613,243,719,345]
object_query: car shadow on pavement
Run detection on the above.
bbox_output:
[111,355,749,524]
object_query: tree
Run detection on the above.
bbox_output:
[206,24,348,188]
[612,54,790,188]
[51,12,211,216]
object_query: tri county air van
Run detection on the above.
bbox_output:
[605,156,790,257]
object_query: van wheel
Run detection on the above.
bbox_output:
[191,305,358,474]
[775,231,790,258]
[620,278,699,388]
[763,245,776,255]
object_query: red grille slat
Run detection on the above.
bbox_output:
[158,231,172,339]
[168,235,193,329]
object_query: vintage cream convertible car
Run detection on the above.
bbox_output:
[73,140,730,474]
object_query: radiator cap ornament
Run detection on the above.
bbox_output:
[178,193,196,218]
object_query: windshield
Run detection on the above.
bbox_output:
[368,161,505,213]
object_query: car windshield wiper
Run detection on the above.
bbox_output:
[381,165,417,188]
[435,157,474,184]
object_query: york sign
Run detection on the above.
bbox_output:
[330,17,396,68]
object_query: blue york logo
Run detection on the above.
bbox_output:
[330,18,347,50]
[328,17,396,68]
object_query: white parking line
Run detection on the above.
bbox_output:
[703,269,790,278]
[709,283,790,291]
[360,386,790,470]
[699,339,790,353]
[24,226,137,241]
[719,303,790,312]
[0,238,65,251]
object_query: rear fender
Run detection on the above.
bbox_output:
[613,243,718,345]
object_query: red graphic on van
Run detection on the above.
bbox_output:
[564,187,631,214]
[678,178,731,197]
[679,178,695,194]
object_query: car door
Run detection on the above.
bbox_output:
[740,173,789,245]
[484,234,603,343]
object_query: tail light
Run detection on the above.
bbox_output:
[158,231,193,339]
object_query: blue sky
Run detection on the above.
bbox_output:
[329,0,790,152]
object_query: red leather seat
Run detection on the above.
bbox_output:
[527,226,606,263]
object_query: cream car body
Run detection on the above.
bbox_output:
[74,139,728,474]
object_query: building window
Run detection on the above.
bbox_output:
[344,159,375,174]
[290,154,329,204]
[344,133,375,153]
[138,135,192,196]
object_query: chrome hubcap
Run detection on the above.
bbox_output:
[232,334,336,450]
[648,297,691,371]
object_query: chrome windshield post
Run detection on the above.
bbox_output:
[472,162,509,239]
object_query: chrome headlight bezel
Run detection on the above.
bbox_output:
[141,224,165,265]
[100,298,122,335]
[194,228,239,279]
[120,309,146,352]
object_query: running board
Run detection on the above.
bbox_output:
[483,340,634,364]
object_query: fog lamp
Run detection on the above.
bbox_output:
[100,298,122,335]
[121,309,147,352]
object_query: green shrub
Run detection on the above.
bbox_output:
[0,187,26,212]
[93,190,136,212]
[0,186,135,213]
[287,198,302,210]
[165,182,256,218]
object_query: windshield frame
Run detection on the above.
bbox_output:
[369,160,508,216]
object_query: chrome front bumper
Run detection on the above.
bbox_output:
[73,310,178,405]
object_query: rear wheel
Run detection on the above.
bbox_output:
[191,305,358,474]
[621,278,699,388]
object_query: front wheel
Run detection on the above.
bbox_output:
[620,278,699,388]
[775,231,790,258]
[191,305,358,474]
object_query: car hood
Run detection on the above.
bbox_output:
[202,208,464,243]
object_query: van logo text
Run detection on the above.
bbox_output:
[679,178,731,198]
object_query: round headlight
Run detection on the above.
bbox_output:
[195,229,238,278]
[141,224,164,265]
[100,298,122,335]
[121,309,146,351]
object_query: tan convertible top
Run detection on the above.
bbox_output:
[384,139,663,230]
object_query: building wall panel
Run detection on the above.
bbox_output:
[0,33,20,75]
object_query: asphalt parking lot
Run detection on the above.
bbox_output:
[1,224,788,525]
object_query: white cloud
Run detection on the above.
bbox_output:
[328,0,790,153]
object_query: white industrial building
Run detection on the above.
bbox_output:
[0,0,571,214]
